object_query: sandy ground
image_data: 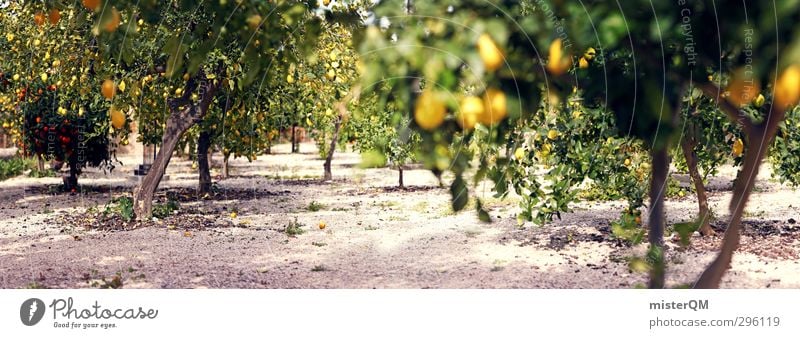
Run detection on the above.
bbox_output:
[0,143,798,289]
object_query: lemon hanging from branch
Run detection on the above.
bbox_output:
[414,90,446,131]
[477,33,503,72]
[457,96,484,131]
[546,39,571,76]
[480,88,507,126]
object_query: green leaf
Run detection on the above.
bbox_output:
[450,175,469,212]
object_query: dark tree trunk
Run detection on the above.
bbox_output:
[398,166,404,189]
[323,114,344,182]
[197,131,212,194]
[680,138,713,236]
[63,160,79,192]
[37,154,45,172]
[694,107,785,288]
[647,147,669,289]
[134,71,220,219]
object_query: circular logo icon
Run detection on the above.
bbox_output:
[20,298,45,326]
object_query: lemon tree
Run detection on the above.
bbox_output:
[358,0,800,289]
[0,1,122,189]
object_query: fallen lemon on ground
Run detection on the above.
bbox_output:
[414,90,446,131]
[319,221,326,230]
[230,211,238,218]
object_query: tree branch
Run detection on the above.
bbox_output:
[696,82,755,133]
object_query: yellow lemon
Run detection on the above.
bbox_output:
[547,39,571,76]
[101,79,116,99]
[547,129,558,140]
[318,221,327,230]
[480,88,507,126]
[514,147,526,161]
[457,96,484,130]
[578,57,589,69]
[110,107,125,129]
[732,138,744,157]
[230,211,238,218]
[247,15,262,30]
[726,68,761,107]
[583,47,597,61]
[753,94,765,108]
[414,90,446,131]
[624,158,631,167]
[774,64,800,109]
[477,33,503,72]
[286,74,295,84]
[118,80,126,92]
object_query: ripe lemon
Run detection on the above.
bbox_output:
[12,74,19,81]
[726,68,761,107]
[49,9,61,25]
[547,39,571,76]
[318,221,327,230]
[514,147,526,161]
[110,107,125,129]
[34,12,46,26]
[247,14,262,30]
[414,90,446,131]
[101,79,116,99]
[753,94,765,108]
[103,8,121,32]
[118,80,126,92]
[230,211,238,218]
[477,33,503,72]
[286,74,295,84]
[774,64,800,109]
[457,96,484,130]
[583,47,597,61]
[480,89,507,126]
[547,129,558,140]
[624,158,631,167]
[578,57,589,69]
[82,0,100,11]
[732,138,744,157]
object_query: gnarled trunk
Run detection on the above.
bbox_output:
[398,166,404,189]
[133,72,220,219]
[197,131,212,194]
[680,138,713,236]
[323,108,345,182]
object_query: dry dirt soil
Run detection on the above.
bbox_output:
[1,143,798,289]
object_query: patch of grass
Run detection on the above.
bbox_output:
[464,228,483,238]
[104,196,134,222]
[307,201,326,212]
[0,157,25,181]
[490,260,507,272]
[411,201,429,213]
[311,242,328,247]
[387,215,409,221]
[311,265,328,272]
[24,281,48,289]
[372,200,399,209]
[284,217,305,236]
[153,198,180,219]
[364,225,379,231]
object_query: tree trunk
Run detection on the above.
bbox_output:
[222,153,230,179]
[648,147,669,289]
[197,131,212,194]
[323,114,344,182]
[291,126,299,153]
[694,108,785,288]
[398,166,404,189]
[37,154,45,172]
[63,160,79,192]
[134,72,220,219]
[681,138,713,236]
